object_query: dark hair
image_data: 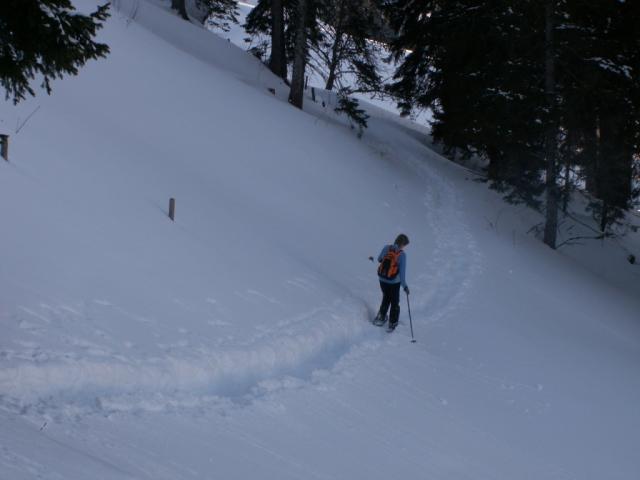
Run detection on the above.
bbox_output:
[394,234,409,247]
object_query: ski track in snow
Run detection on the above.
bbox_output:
[417,163,484,323]
[366,120,484,327]
[0,3,484,418]
[0,124,483,419]
[0,300,368,413]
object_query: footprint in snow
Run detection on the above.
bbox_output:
[207,319,230,327]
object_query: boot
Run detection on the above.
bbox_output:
[388,305,400,329]
[374,312,387,326]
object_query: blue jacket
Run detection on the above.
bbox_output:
[378,244,407,288]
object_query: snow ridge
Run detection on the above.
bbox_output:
[0,299,372,411]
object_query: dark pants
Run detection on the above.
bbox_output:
[378,281,400,325]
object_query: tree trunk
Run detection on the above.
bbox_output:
[325,2,346,91]
[562,128,577,213]
[288,0,309,109]
[269,0,287,80]
[600,202,608,233]
[325,32,343,91]
[562,158,571,214]
[172,0,189,20]
[596,115,633,233]
[543,0,559,249]
[584,116,600,198]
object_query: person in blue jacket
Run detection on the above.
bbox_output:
[374,234,410,330]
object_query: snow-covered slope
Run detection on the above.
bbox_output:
[1,1,639,479]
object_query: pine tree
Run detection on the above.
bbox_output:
[197,0,239,31]
[559,0,640,232]
[246,0,321,106]
[0,0,110,104]
[245,0,299,77]
[310,0,383,94]
[542,0,559,248]
[387,0,640,246]
[246,0,382,97]
[335,90,369,137]
[172,0,190,20]
[388,1,547,205]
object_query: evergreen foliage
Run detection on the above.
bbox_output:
[171,0,190,20]
[244,0,313,66]
[197,0,239,31]
[310,0,383,94]
[387,0,640,242]
[245,0,385,97]
[334,90,369,137]
[0,0,110,104]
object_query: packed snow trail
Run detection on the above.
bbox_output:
[364,115,485,323]
[0,113,481,413]
[0,0,484,414]
[0,299,370,407]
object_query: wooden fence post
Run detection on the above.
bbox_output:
[0,135,8,161]
[311,87,316,103]
[169,197,176,221]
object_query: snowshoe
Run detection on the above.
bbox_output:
[373,313,388,326]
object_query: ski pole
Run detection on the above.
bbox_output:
[406,292,416,343]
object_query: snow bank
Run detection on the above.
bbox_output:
[0,300,369,405]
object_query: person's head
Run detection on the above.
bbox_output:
[394,234,410,249]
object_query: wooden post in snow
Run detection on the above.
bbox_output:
[169,197,176,221]
[0,135,8,161]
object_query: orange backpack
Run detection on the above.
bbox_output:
[378,246,401,280]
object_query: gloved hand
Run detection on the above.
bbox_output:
[404,286,410,295]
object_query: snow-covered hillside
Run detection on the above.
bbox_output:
[1,1,639,478]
